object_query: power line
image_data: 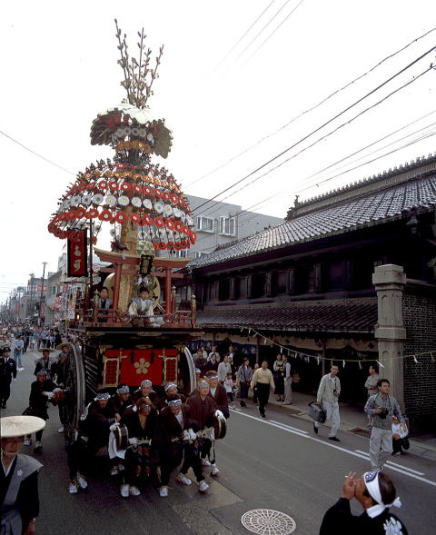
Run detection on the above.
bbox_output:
[208,66,434,209]
[198,129,436,258]
[186,25,436,188]
[302,109,436,183]
[297,130,436,196]
[233,125,436,219]
[0,130,74,175]
[215,0,276,69]
[192,46,436,215]
[235,0,293,62]
[244,0,305,63]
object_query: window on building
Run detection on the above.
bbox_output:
[196,216,214,233]
[218,279,230,301]
[250,273,266,298]
[271,271,288,295]
[219,216,236,236]
[295,264,310,294]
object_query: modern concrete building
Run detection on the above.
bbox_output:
[179,194,282,259]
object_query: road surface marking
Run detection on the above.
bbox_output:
[354,450,425,475]
[231,410,436,488]
[270,420,309,434]
[230,410,309,438]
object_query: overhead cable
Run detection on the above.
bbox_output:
[244,0,305,63]
[234,0,293,62]
[215,0,276,69]
[0,129,74,175]
[192,47,436,214]
[186,25,436,187]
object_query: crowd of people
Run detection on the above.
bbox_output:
[1,329,410,533]
[64,370,229,499]
[192,345,295,418]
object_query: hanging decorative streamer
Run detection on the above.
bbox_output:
[236,325,435,366]
[317,356,320,365]
[342,360,346,368]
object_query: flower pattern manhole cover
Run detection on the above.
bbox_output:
[241,509,296,535]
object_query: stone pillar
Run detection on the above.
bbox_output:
[372,264,406,406]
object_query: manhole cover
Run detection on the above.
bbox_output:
[241,509,296,535]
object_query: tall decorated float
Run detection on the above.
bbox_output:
[48,21,200,427]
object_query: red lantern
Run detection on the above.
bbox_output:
[154,217,165,228]
[130,213,140,224]
[98,180,108,190]
[109,181,119,191]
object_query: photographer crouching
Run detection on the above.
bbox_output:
[364,379,404,470]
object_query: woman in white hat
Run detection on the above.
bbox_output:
[1,415,45,534]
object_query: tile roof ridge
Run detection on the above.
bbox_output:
[287,152,436,220]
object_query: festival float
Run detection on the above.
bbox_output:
[48,21,200,427]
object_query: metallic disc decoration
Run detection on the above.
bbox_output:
[241,509,296,535]
[163,204,173,217]
[92,193,104,205]
[154,201,164,214]
[81,194,93,207]
[118,195,130,207]
[131,196,142,208]
[70,195,80,207]
[105,194,117,207]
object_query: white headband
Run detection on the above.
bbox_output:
[364,471,402,509]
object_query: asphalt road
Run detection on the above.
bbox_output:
[4,350,436,534]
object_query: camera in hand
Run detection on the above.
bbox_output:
[378,407,389,419]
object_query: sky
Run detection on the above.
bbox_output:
[1,0,436,302]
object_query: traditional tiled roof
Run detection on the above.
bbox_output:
[189,154,436,269]
[197,297,377,333]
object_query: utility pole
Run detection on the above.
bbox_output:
[29,273,35,323]
[39,262,47,326]
[17,287,23,322]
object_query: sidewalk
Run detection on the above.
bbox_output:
[265,391,436,462]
